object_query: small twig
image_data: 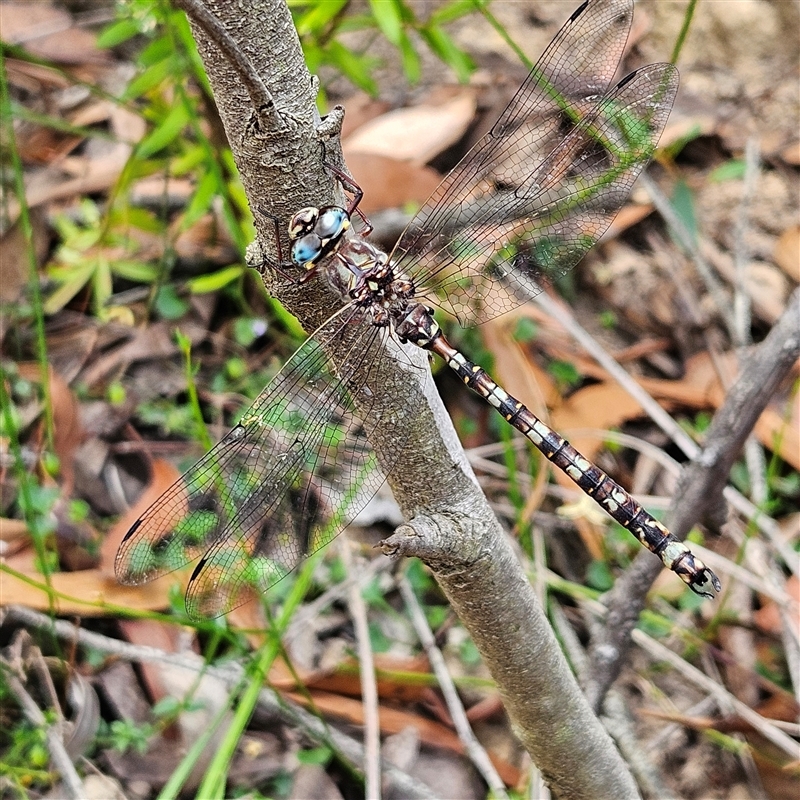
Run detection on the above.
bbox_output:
[688,541,798,608]
[632,630,800,759]
[602,692,679,800]
[571,594,800,760]
[646,694,718,752]
[738,529,800,702]
[700,649,768,799]
[5,606,437,800]
[638,172,736,332]
[1,661,85,799]
[732,138,769,509]
[732,137,761,349]
[533,292,700,458]
[171,0,282,132]
[338,538,381,800]
[286,555,390,645]
[397,575,510,799]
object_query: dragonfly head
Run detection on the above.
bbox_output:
[289,205,351,271]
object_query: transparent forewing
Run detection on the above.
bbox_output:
[391,0,673,324]
[116,307,424,618]
[407,63,678,322]
[392,0,632,283]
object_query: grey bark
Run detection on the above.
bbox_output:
[183,1,640,797]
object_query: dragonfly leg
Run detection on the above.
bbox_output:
[323,161,373,236]
[255,206,309,284]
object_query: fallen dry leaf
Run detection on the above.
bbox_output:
[0,518,29,544]
[779,140,800,166]
[0,567,180,616]
[343,89,476,166]
[285,688,520,786]
[337,92,391,139]
[346,152,443,213]
[306,654,433,706]
[14,364,84,495]
[774,226,800,283]
[0,2,108,65]
[753,574,800,636]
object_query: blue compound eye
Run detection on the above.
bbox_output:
[315,207,348,239]
[291,233,322,266]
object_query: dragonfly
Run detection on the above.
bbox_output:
[116,0,720,619]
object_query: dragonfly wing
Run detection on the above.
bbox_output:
[116,306,426,619]
[390,0,672,324]
[413,63,679,322]
[392,0,632,281]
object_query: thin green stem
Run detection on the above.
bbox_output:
[177,330,214,451]
[470,0,532,70]
[0,374,56,613]
[156,680,242,800]
[0,53,54,447]
[670,0,697,64]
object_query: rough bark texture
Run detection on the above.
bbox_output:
[186,1,640,796]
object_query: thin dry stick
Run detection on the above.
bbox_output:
[638,172,735,331]
[732,137,761,350]
[602,693,679,800]
[5,606,437,800]
[2,663,85,799]
[397,575,510,799]
[287,555,390,643]
[689,541,797,607]
[732,138,769,507]
[700,649,768,799]
[632,629,800,760]
[736,527,800,702]
[569,593,800,760]
[337,539,381,800]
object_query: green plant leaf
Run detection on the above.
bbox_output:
[419,24,473,81]
[294,0,348,35]
[709,159,746,182]
[112,260,160,282]
[155,285,189,320]
[187,265,244,294]
[123,53,178,101]
[182,170,219,230]
[43,262,95,314]
[669,178,698,248]
[368,0,403,45]
[430,0,475,25]
[96,18,141,48]
[324,40,378,95]
[398,31,421,83]
[138,102,191,158]
[92,257,113,309]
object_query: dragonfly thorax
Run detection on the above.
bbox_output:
[289,205,350,271]
[336,238,417,327]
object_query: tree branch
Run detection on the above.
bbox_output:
[180,1,641,796]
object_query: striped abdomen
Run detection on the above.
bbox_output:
[428,332,720,599]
